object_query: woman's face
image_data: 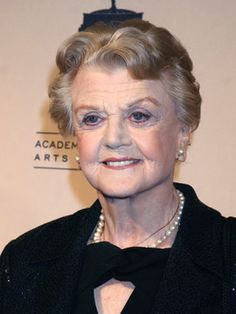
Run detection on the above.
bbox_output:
[72,66,187,198]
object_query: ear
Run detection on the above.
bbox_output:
[176,125,191,162]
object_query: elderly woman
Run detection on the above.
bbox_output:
[0,19,235,314]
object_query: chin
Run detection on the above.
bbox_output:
[97,184,140,199]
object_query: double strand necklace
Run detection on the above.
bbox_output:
[92,190,185,248]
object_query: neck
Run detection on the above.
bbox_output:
[96,183,179,248]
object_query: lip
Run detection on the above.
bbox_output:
[101,157,141,170]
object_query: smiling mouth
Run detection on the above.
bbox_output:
[102,159,141,169]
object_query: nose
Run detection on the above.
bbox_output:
[103,115,132,149]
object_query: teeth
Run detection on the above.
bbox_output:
[106,160,137,167]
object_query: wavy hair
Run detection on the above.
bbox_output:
[49,19,201,135]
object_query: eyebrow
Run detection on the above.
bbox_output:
[74,96,160,114]
[127,96,160,108]
[74,104,99,114]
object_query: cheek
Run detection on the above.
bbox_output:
[133,128,178,161]
[76,132,98,162]
[139,134,162,160]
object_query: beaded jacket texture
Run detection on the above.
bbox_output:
[0,183,235,313]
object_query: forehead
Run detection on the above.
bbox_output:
[71,66,172,108]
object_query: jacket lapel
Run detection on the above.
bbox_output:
[152,184,225,313]
[25,201,101,314]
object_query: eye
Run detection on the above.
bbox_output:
[82,113,103,126]
[129,111,151,123]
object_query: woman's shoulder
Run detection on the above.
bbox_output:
[8,208,86,244]
[175,182,226,220]
[1,201,100,262]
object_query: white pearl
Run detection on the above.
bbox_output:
[150,244,156,248]
[92,189,185,248]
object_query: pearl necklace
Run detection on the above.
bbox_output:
[92,190,185,248]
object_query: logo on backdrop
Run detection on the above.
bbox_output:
[33,131,78,171]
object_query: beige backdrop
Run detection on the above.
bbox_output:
[1,0,236,252]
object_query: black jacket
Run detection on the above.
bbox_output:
[0,184,234,313]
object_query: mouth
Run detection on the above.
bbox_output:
[101,158,141,169]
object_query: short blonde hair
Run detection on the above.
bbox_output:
[49,19,201,135]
